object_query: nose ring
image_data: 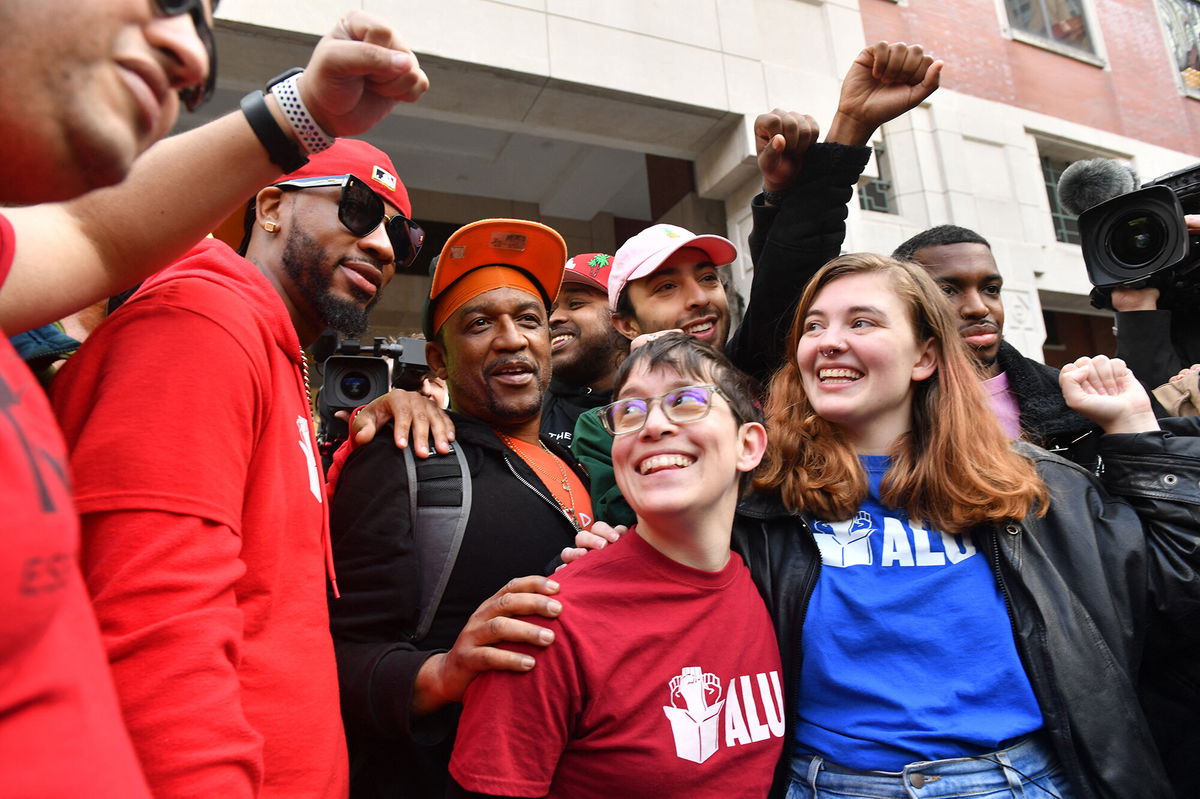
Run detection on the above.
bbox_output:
[820,347,838,358]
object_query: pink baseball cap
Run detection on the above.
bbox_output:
[608,224,737,308]
[563,253,614,294]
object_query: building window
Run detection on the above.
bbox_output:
[1042,310,1064,349]
[1005,0,1095,54]
[1040,154,1082,245]
[1156,0,1200,97]
[858,140,898,215]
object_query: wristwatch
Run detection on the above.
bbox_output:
[240,68,308,174]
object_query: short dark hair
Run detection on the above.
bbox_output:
[613,285,635,321]
[892,225,991,262]
[610,332,762,494]
[237,197,257,256]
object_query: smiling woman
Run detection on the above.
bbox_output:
[735,252,1200,799]
[758,252,1040,529]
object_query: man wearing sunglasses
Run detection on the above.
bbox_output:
[49,139,411,799]
[0,1,426,794]
[0,4,214,796]
[250,153,425,340]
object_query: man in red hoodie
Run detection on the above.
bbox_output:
[51,139,416,799]
[0,5,426,798]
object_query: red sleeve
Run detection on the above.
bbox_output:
[82,509,263,798]
[448,624,580,797]
[56,296,260,527]
[55,297,266,796]
[0,213,15,287]
[323,435,356,497]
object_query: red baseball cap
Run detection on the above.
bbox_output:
[218,138,409,249]
[562,253,614,295]
[279,138,410,216]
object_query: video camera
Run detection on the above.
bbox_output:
[316,335,430,467]
[1078,162,1200,310]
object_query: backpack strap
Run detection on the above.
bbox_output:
[402,443,472,643]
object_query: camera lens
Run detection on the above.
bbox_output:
[339,371,372,401]
[1109,212,1167,268]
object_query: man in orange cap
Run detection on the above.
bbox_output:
[51,139,415,799]
[328,219,587,798]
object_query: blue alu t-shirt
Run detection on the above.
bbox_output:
[794,455,1043,770]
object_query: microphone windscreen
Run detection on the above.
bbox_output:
[1057,158,1139,216]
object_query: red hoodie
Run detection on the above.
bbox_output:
[0,215,152,797]
[53,238,347,799]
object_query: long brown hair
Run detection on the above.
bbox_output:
[754,253,1048,532]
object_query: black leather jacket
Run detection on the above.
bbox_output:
[732,425,1200,799]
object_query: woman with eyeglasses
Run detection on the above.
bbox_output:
[735,253,1200,799]
[448,333,786,798]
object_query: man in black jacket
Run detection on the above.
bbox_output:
[327,219,587,798]
[893,223,1200,799]
[541,252,628,445]
[892,224,1100,467]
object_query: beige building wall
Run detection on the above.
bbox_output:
[207,0,1199,359]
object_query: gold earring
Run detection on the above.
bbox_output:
[261,220,279,233]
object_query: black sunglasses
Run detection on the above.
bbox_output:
[275,174,426,269]
[156,0,218,112]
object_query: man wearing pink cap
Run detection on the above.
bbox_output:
[541,252,630,444]
[51,140,418,799]
[574,225,741,526]
[574,42,943,528]
[607,225,738,349]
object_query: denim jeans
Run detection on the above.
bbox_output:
[786,735,1076,799]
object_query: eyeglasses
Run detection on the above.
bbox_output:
[156,0,218,112]
[599,384,732,436]
[274,174,426,269]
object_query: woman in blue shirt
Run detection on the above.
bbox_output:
[743,252,1200,799]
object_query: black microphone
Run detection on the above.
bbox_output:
[1056,158,1139,217]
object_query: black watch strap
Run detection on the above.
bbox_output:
[240,90,308,174]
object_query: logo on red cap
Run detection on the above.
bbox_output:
[371,165,397,191]
[585,254,611,277]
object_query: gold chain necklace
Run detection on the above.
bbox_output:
[300,348,312,407]
[499,433,580,530]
